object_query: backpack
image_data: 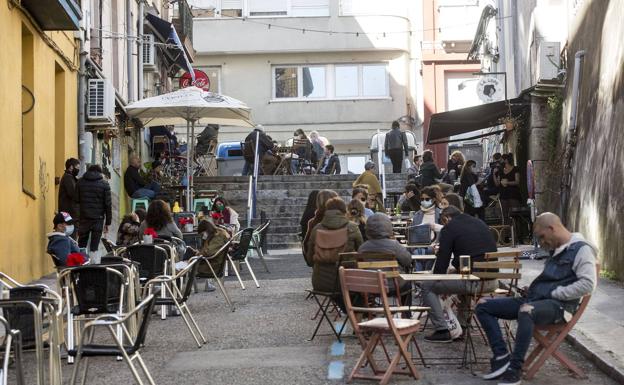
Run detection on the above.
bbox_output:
[312,227,348,264]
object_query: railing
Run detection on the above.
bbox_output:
[173,0,194,43]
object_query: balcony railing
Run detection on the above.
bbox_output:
[21,0,82,30]
[173,0,193,43]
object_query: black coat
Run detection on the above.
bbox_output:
[420,161,442,187]
[319,153,341,174]
[58,171,79,219]
[384,128,408,155]
[124,166,145,196]
[434,214,497,274]
[76,170,112,225]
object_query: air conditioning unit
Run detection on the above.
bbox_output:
[143,34,156,71]
[536,41,561,83]
[87,78,115,124]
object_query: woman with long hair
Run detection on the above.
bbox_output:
[211,197,240,232]
[420,150,443,187]
[302,189,338,262]
[495,153,522,225]
[194,219,231,279]
[446,150,465,182]
[117,212,141,246]
[347,198,367,241]
[139,199,183,238]
[459,159,485,220]
[300,190,319,239]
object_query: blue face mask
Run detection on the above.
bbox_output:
[420,199,433,209]
[65,225,75,236]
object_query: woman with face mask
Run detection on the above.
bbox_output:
[211,197,240,233]
[411,187,443,232]
[459,159,485,220]
[47,211,88,266]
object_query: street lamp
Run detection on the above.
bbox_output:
[473,71,508,101]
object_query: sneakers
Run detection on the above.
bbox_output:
[482,353,510,380]
[205,281,217,292]
[497,368,521,385]
[424,329,453,343]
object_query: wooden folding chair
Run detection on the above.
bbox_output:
[523,294,591,379]
[339,267,421,385]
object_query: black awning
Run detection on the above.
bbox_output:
[145,13,192,73]
[427,92,530,144]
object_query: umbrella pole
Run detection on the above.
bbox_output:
[190,120,196,212]
[186,120,191,211]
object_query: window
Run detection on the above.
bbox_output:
[339,0,405,16]
[272,63,389,101]
[190,0,328,18]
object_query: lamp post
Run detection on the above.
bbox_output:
[473,71,507,101]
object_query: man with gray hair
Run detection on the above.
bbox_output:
[476,212,597,385]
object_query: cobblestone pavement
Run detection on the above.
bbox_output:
[11,250,619,384]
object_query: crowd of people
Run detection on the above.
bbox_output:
[299,158,598,385]
[242,125,341,176]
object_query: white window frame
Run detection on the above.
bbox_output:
[192,0,329,19]
[271,63,390,102]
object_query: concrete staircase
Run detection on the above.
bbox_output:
[193,174,409,249]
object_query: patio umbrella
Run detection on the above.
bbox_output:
[126,86,254,211]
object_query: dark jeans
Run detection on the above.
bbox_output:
[131,182,161,199]
[476,297,565,371]
[387,149,404,173]
[78,218,105,252]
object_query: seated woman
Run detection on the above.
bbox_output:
[358,213,413,312]
[116,212,141,246]
[47,212,88,266]
[193,220,231,291]
[352,187,375,218]
[411,186,443,232]
[397,183,420,213]
[211,197,240,233]
[302,189,339,262]
[300,190,319,240]
[139,200,188,258]
[347,198,367,241]
[306,197,363,296]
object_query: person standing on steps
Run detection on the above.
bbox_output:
[384,120,409,173]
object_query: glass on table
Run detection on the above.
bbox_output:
[459,255,471,276]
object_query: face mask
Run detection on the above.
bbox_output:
[420,199,433,209]
[71,168,79,177]
[201,232,208,240]
[65,225,75,236]
[216,204,225,211]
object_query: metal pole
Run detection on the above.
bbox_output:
[185,120,191,211]
[137,0,144,99]
[126,0,134,102]
[376,129,386,202]
[251,130,260,224]
[190,120,196,212]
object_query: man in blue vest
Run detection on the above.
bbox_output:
[476,212,597,385]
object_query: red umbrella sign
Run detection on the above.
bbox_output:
[179,70,211,91]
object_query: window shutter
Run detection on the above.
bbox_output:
[221,0,242,9]
[249,0,287,14]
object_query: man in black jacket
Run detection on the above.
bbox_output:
[421,205,498,343]
[242,125,274,175]
[58,158,80,239]
[384,120,409,173]
[318,145,341,175]
[124,156,160,198]
[76,164,112,259]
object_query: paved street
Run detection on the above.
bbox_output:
[15,250,619,385]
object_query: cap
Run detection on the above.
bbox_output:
[53,212,73,226]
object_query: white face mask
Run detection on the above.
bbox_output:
[201,232,208,240]
[420,199,433,209]
[65,225,75,236]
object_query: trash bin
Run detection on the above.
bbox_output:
[216,142,246,176]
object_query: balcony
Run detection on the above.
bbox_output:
[21,0,82,30]
[173,0,193,43]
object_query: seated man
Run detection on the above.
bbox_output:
[318,145,341,175]
[421,205,498,343]
[47,212,88,266]
[358,213,413,308]
[124,155,160,199]
[476,212,597,385]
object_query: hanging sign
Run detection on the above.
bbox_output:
[477,76,504,103]
[179,69,211,91]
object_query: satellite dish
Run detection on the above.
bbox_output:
[526,160,535,200]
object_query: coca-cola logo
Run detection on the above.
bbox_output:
[179,70,211,91]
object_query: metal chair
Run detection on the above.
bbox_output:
[144,257,207,347]
[250,220,271,273]
[227,228,260,289]
[124,244,170,319]
[0,273,63,385]
[59,266,127,366]
[0,315,24,385]
[69,295,157,385]
[195,239,236,312]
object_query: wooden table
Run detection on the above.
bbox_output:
[400,273,479,281]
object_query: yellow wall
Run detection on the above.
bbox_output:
[0,5,79,283]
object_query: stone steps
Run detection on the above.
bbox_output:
[194,173,411,248]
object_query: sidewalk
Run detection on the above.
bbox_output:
[520,259,624,383]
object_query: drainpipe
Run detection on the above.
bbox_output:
[126,0,135,102]
[560,50,585,222]
[137,0,144,100]
[78,9,88,173]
